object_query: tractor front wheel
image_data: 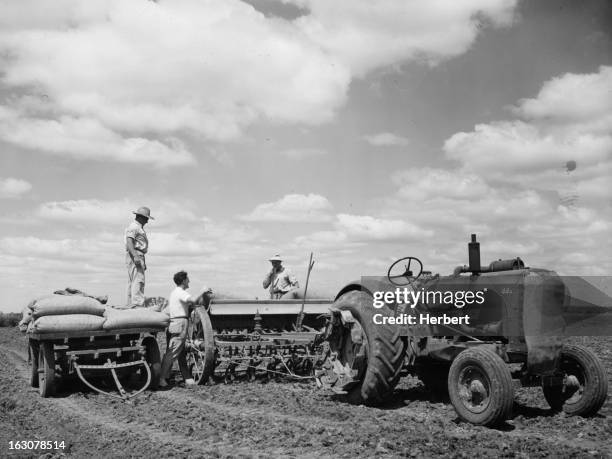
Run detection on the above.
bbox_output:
[542,344,608,416]
[448,347,514,426]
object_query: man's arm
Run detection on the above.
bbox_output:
[262,270,274,289]
[183,288,213,312]
[126,237,143,267]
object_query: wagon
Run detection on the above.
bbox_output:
[27,328,162,400]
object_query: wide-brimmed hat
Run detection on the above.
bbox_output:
[133,206,154,220]
[268,254,282,262]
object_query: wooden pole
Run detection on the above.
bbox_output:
[296,252,315,331]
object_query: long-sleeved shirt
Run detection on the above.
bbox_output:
[262,266,299,299]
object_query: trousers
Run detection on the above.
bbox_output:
[126,253,146,307]
[160,318,190,381]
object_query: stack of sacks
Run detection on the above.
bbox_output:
[28,294,106,333]
[103,307,170,330]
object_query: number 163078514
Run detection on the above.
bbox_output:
[8,440,66,450]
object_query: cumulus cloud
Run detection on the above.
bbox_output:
[240,193,333,222]
[288,0,518,75]
[0,0,518,165]
[36,198,199,226]
[393,168,490,200]
[444,66,612,191]
[512,66,612,129]
[0,1,349,152]
[364,132,410,147]
[293,212,432,253]
[383,158,612,275]
[440,67,612,275]
[389,167,554,227]
[0,235,117,261]
[444,120,611,177]
[336,213,432,241]
[0,177,32,198]
[0,110,195,168]
[37,199,129,224]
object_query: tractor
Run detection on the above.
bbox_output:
[319,235,609,426]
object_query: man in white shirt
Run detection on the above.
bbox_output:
[160,270,211,388]
[125,206,153,307]
[262,255,299,299]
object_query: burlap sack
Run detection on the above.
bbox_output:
[103,307,170,330]
[18,304,33,332]
[30,314,106,333]
[30,294,106,319]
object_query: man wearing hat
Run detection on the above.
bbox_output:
[262,255,299,299]
[125,206,153,307]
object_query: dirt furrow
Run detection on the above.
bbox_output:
[0,346,310,458]
[1,328,611,458]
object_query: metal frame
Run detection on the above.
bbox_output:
[28,328,162,400]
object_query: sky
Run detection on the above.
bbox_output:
[0,0,611,312]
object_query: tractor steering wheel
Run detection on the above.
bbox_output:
[387,256,423,286]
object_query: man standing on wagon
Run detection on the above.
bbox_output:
[125,206,153,308]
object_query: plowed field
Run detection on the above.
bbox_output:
[1,328,611,458]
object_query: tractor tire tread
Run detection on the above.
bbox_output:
[543,344,608,416]
[448,347,513,426]
[336,290,406,406]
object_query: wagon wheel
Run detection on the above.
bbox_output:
[142,336,161,390]
[187,307,216,385]
[29,340,39,388]
[38,342,56,397]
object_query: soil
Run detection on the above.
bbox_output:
[0,328,610,458]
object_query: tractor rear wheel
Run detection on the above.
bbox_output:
[188,307,216,385]
[448,347,514,426]
[542,344,608,416]
[332,290,406,406]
